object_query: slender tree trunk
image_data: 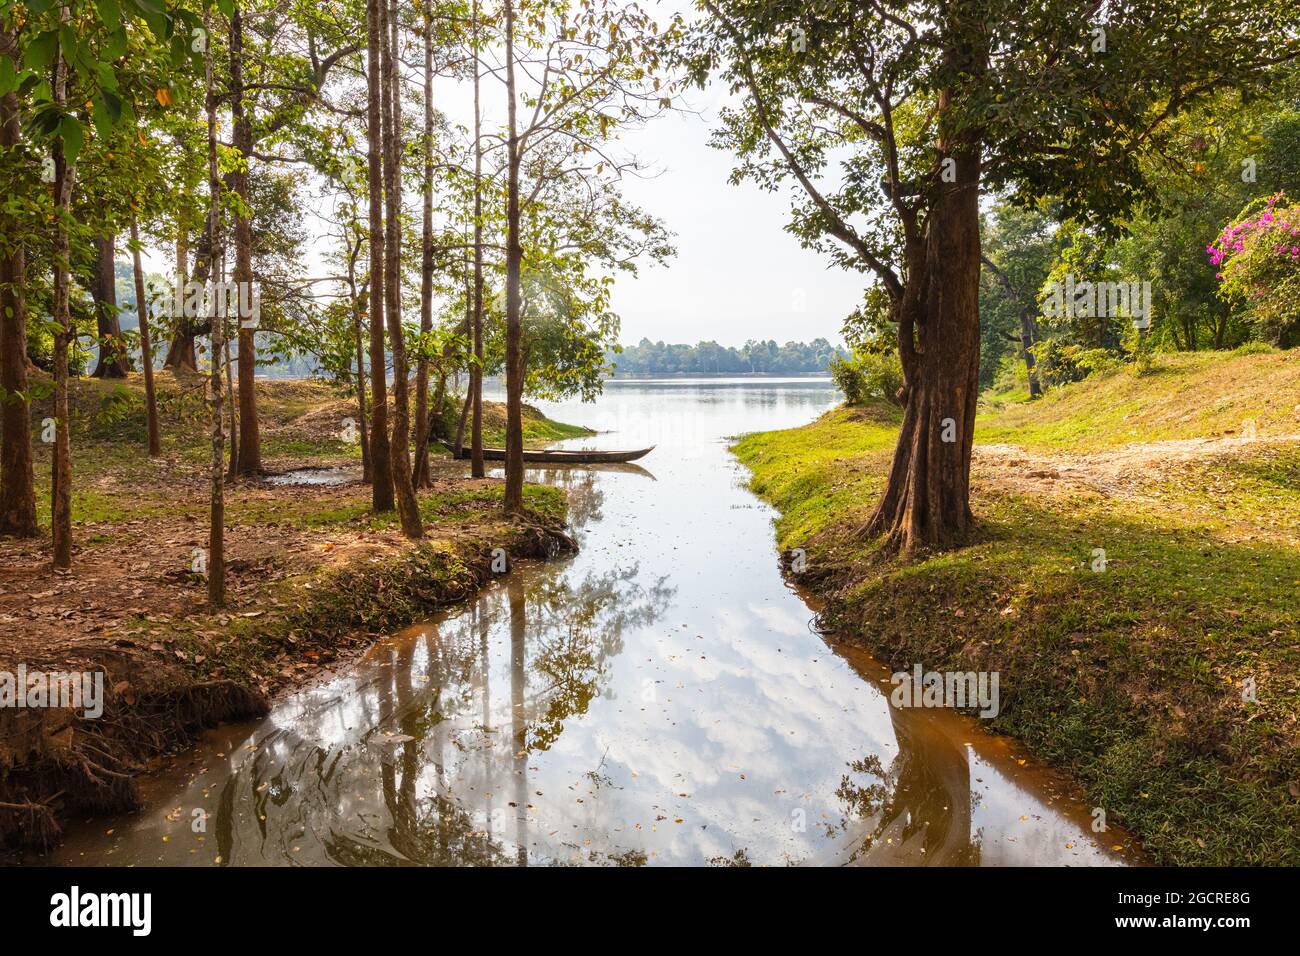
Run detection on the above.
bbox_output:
[0,28,37,537]
[229,3,261,475]
[347,244,372,482]
[412,9,435,489]
[163,215,197,371]
[221,253,239,479]
[453,384,472,456]
[50,8,74,570]
[502,0,525,513]
[129,216,162,455]
[381,0,423,538]
[865,116,982,554]
[470,0,485,479]
[366,0,394,512]
[204,9,226,607]
[90,234,130,378]
[1019,309,1040,399]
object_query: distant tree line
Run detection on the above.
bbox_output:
[608,338,845,376]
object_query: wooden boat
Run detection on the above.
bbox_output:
[437,439,654,464]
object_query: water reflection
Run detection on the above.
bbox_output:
[48,380,1133,867]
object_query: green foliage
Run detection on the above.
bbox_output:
[610,337,843,375]
[830,350,903,407]
[1210,193,1300,347]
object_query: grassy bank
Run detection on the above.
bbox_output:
[734,349,1300,866]
[0,373,579,851]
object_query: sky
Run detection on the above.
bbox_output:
[601,93,866,348]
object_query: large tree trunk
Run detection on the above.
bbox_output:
[50,13,74,570]
[381,0,423,538]
[0,28,38,538]
[865,135,982,554]
[204,9,226,608]
[230,3,261,475]
[129,216,162,455]
[412,9,435,489]
[502,0,525,513]
[365,0,394,512]
[470,0,485,479]
[90,234,130,378]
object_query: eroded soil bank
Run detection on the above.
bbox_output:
[0,374,575,851]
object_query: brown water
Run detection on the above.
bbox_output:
[50,379,1132,866]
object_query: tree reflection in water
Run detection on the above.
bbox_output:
[830,702,981,866]
[201,550,673,866]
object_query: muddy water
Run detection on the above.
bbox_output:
[50,379,1132,866]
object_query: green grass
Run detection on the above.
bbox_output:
[733,353,1300,865]
[975,349,1300,452]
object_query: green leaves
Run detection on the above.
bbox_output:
[0,56,26,98]
[58,114,84,166]
[24,30,59,74]
[95,0,123,33]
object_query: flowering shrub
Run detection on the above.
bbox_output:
[1206,193,1300,345]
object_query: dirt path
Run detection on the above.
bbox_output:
[974,433,1300,501]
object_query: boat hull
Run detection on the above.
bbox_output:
[438,440,654,464]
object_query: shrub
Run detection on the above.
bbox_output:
[831,350,904,406]
[1207,193,1300,347]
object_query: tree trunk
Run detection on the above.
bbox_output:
[366,0,394,512]
[129,215,162,455]
[163,217,197,371]
[347,245,372,482]
[412,9,435,489]
[470,0,485,479]
[50,11,74,570]
[204,9,226,608]
[221,254,239,479]
[502,0,525,513]
[0,28,38,537]
[381,0,423,538]
[229,3,261,475]
[90,234,130,378]
[1019,309,1040,399]
[865,135,982,554]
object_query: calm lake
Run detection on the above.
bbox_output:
[50,378,1129,866]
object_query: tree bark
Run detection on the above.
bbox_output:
[346,239,372,482]
[0,27,37,537]
[865,124,982,554]
[229,3,261,475]
[90,233,130,378]
[129,215,162,455]
[366,0,394,511]
[204,9,226,608]
[502,0,525,513]
[470,0,485,479]
[221,253,239,478]
[381,0,423,538]
[50,9,74,570]
[412,8,435,489]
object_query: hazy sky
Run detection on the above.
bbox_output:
[604,94,866,348]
